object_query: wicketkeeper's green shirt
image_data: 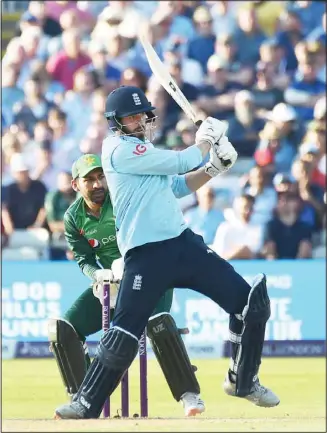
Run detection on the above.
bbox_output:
[64,192,121,281]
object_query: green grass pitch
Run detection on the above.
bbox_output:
[2,357,326,432]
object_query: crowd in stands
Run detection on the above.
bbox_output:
[1,0,326,261]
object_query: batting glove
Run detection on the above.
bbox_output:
[205,136,238,177]
[195,117,227,147]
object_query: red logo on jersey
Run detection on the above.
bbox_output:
[133,144,147,155]
[88,239,100,248]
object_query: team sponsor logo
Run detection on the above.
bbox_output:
[88,235,116,248]
[133,144,147,156]
[85,229,97,236]
[88,239,100,248]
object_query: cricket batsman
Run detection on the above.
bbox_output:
[55,86,280,419]
[48,153,205,417]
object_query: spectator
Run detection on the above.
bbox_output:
[275,9,304,73]
[273,172,298,194]
[16,11,40,36]
[287,1,326,37]
[145,78,167,143]
[30,140,61,192]
[258,39,291,87]
[46,29,91,91]
[154,1,196,42]
[124,21,167,79]
[255,121,296,173]
[120,67,148,93]
[227,90,265,157]
[45,0,95,30]
[262,191,313,259]
[45,171,76,259]
[18,27,47,88]
[212,194,264,259]
[46,9,81,57]
[27,0,62,37]
[1,153,47,234]
[306,11,326,46]
[165,131,187,151]
[29,60,66,103]
[252,61,285,111]
[231,6,266,66]
[61,68,96,141]
[307,40,326,84]
[243,1,286,37]
[161,58,198,134]
[47,108,81,170]
[176,118,197,148]
[102,28,131,73]
[266,102,306,150]
[86,41,121,92]
[91,88,107,118]
[23,120,54,167]
[16,11,51,57]
[299,120,326,189]
[208,0,237,36]
[313,96,326,121]
[91,5,124,45]
[2,38,26,78]
[2,132,23,181]
[243,164,277,225]
[79,122,106,155]
[109,1,145,40]
[290,158,325,233]
[187,6,216,74]
[284,54,325,121]
[13,77,56,137]
[77,1,108,19]
[184,185,224,245]
[163,39,204,87]
[2,64,25,126]
[196,55,242,120]
[213,33,254,87]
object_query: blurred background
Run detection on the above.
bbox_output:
[1,1,326,357]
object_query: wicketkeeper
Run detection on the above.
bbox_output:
[55,86,280,419]
[49,153,205,417]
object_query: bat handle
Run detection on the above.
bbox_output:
[195,120,231,167]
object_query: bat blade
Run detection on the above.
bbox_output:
[139,30,197,124]
[139,28,231,167]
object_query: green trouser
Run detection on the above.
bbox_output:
[64,286,174,342]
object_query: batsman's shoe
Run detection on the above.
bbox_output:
[181,392,205,417]
[223,373,280,408]
[54,402,86,419]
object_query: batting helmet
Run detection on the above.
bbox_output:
[104,86,156,121]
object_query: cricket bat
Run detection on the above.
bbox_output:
[138,28,231,166]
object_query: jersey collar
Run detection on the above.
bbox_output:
[121,135,150,145]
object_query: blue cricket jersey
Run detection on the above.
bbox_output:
[101,134,203,257]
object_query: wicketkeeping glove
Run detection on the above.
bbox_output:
[92,268,120,307]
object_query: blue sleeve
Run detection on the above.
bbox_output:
[170,175,192,198]
[111,143,203,176]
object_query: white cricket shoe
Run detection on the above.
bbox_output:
[181,392,205,417]
[223,373,280,407]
